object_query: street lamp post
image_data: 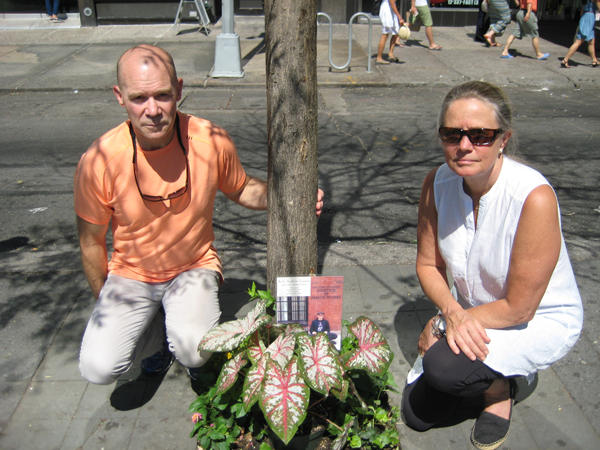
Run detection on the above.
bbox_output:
[213,0,244,77]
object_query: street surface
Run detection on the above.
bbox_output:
[1,86,599,253]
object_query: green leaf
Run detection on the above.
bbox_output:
[259,356,309,445]
[340,316,394,376]
[259,443,272,450]
[188,396,207,412]
[296,332,343,395]
[209,430,225,440]
[375,407,389,423]
[331,419,354,450]
[349,434,362,448]
[199,435,211,449]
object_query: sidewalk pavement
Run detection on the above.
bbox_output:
[0,14,598,91]
[1,14,599,450]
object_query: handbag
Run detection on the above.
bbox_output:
[371,0,382,16]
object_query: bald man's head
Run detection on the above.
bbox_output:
[112,44,183,151]
[116,45,178,90]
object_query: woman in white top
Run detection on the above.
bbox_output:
[402,81,583,450]
[376,0,406,64]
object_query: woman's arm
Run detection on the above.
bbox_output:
[390,0,406,25]
[416,169,491,361]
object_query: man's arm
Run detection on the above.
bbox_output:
[524,1,533,21]
[77,216,109,300]
[224,176,325,217]
[224,176,268,210]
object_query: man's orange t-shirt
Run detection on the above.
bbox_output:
[74,112,247,282]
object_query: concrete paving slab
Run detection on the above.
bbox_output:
[552,361,600,437]
[16,43,129,91]
[0,29,58,45]
[32,346,81,382]
[130,416,196,450]
[393,310,425,368]
[522,401,600,449]
[179,88,234,110]
[138,373,196,419]
[0,418,72,450]
[74,382,141,419]
[61,417,137,450]
[0,43,89,90]
[11,380,87,421]
[0,345,46,383]
[158,41,215,84]
[0,381,28,429]
[398,421,473,450]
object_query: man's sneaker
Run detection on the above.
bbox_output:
[187,367,200,381]
[141,345,174,375]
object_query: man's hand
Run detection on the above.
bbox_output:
[316,189,324,217]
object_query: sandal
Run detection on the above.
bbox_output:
[592,61,599,67]
[561,60,570,68]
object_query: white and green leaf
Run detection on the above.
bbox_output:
[259,356,309,444]
[340,316,393,376]
[214,352,247,396]
[297,333,343,395]
[266,332,296,369]
[198,299,270,353]
[242,355,267,410]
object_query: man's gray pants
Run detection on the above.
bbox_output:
[79,268,221,385]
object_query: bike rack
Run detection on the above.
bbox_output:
[317,12,373,74]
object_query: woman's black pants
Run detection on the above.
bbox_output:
[402,338,504,431]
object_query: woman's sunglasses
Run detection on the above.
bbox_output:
[439,127,502,146]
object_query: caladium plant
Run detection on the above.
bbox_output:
[190,283,399,450]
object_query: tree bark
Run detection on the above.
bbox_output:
[265,0,319,295]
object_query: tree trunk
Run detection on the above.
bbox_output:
[265,0,319,295]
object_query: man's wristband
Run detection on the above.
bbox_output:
[431,311,446,339]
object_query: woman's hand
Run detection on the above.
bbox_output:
[418,318,440,356]
[444,308,490,361]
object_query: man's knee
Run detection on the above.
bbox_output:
[168,329,213,368]
[79,347,130,385]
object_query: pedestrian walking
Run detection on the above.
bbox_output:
[46,0,61,22]
[501,0,550,60]
[410,0,442,50]
[376,0,406,64]
[483,0,512,46]
[561,0,600,67]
